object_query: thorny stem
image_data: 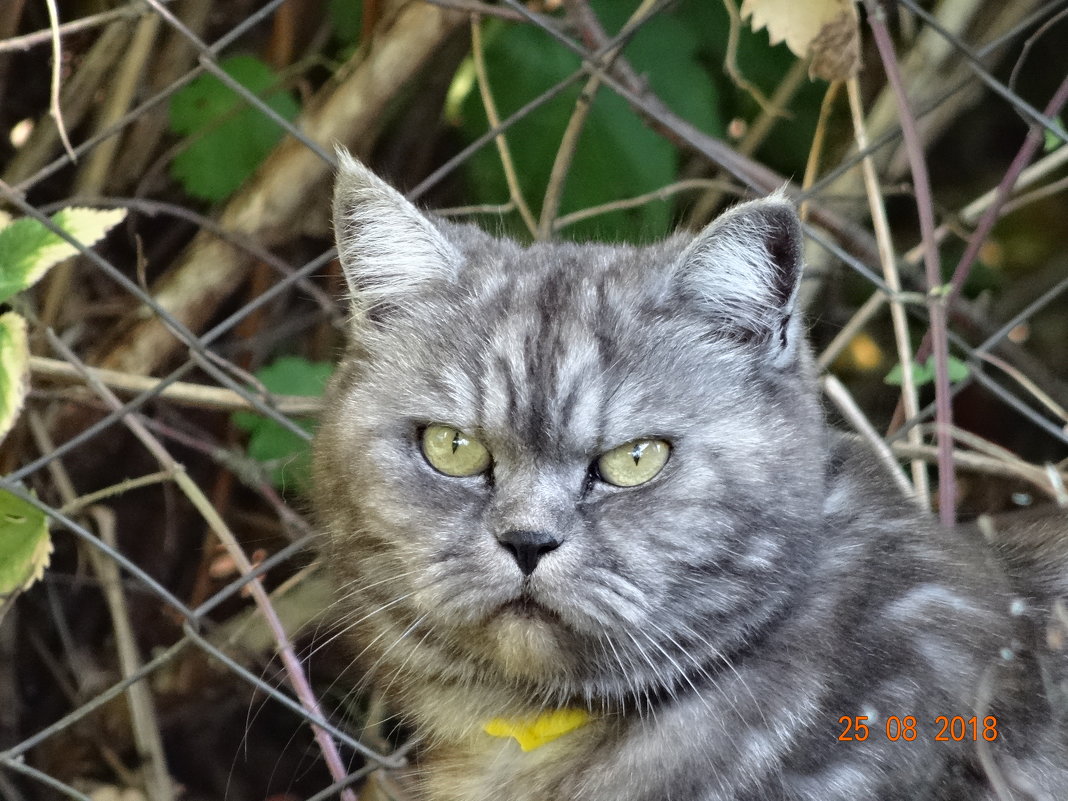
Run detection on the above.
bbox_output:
[864,0,957,526]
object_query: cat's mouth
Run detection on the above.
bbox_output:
[497,595,560,623]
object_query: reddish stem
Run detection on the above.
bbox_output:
[915,70,1068,364]
[864,1,957,525]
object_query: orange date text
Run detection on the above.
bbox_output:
[837,715,998,742]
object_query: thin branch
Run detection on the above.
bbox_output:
[821,376,918,503]
[436,201,517,217]
[539,0,661,238]
[425,0,529,22]
[896,0,1066,141]
[720,0,774,113]
[30,356,323,415]
[59,472,175,516]
[940,71,1068,320]
[496,0,882,269]
[86,508,176,801]
[887,439,1066,502]
[72,14,162,195]
[0,2,164,53]
[977,352,1068,426]
[686,58,807,227]
[1013,7,1068,94]
[997,166,1068,217]
[43,0,76,161]
[865,0,956,525]
[26,414,174,801]
[470,15,538,236]
[845,76,929,504]
[817,291,885,370]
[43,13,163,329]
[800,80,842,221]
[902,144,1068,264]
[554,178,739,230]
[43,334,362,799]
[889,50,1068,468]
[39,195,341,319]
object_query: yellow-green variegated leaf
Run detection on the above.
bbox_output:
[0,207,126,304]
[0,490,52,597]
[0,311,29,444]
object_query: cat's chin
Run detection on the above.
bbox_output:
[483,599,568,678]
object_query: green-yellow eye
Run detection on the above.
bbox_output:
[421,424,491,477]
[596,439,670,487]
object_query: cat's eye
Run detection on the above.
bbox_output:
[421,424,491,477]
[596,439,670,487]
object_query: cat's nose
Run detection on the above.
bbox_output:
[497,529,561,576]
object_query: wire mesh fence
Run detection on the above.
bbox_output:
[1,0,1067,799]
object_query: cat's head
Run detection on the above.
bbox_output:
[314,149,828,706]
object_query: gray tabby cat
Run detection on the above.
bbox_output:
[313,149,1068,801]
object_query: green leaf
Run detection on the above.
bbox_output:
[0,489,52,597]
[0,312,29,444]
[457,0,722,242]
[232,357,334,492]
[0,207,126,304]
[1044,117,1064,152]
[885,359,934,387]
[945,356,970,383]
[328,0,363,42]
[884,355,970,387]
[169,55,301,202]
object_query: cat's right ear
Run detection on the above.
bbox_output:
[332,147,459,320]
[673,194,804,366]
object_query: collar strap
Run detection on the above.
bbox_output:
[482,708,590,751]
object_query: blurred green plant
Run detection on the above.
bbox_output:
[452,0,723,241]
[328,0,363,43]
[0,207,125,601]
[447,0,825,242]
[232,356,334,493]
[0,207,126,442]
[885,355,970,387]
[0,490,51,608]
[169,54,301,202]
[1044,116,1065,152]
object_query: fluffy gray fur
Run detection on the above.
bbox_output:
[313,149,1068,801]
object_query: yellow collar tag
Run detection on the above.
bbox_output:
[482,708,590,752]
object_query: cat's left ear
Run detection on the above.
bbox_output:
[674,195,804,366]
